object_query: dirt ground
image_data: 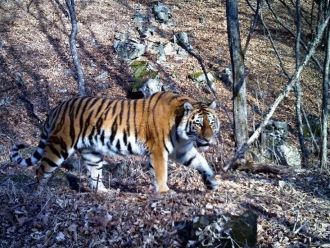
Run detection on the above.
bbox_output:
[0,0,329,247]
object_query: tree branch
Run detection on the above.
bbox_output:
[265,0,323,72]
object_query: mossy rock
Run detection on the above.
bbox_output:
[130,60,158,92]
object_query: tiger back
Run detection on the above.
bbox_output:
[11,92,220,193]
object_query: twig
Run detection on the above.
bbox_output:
[246,0,291,79]
[176,32,217,99]
[224,15,330,171]
[243,0,262,58]
[66,0,86,96]
[265,0,323,72]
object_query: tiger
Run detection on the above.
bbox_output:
[10,91,220,193]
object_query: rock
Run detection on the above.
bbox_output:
[163,42,176,56]
[55,232,65,242]
[114,38,145,60]
[190,71,215,84]
[139,78,163,97]
[175,32,193,50]
[275,143,302,169]
[261,120,288,148]
[189,71,216,93]
[94,71,109,82]
[176,210,258,248]
[258,120,301,167]
[130,60,158,92]
[137,26,154,39]
[219,67,233,87]
[152,2,172,24]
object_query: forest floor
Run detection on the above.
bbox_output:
[0,0,329,247]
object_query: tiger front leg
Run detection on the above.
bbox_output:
[176,148,218,190]
[149,152,170,193]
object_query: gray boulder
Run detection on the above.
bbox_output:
[152,2,172,24]
[139,78,163,97]
[114,38,145,60]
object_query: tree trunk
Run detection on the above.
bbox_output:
[320,18,330,170]
[226,0,248,149]
[294,0,308,165]
[66,0,86,96]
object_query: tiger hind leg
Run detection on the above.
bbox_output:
[80,149,108,193]
[35,145,73,188]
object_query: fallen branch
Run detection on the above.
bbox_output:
[224,15,330,171]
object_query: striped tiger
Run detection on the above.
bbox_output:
[10,92,220,193]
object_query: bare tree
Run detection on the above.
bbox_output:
[66,0,86,96]
[294,0,308,165]
[320,4,330,170]
[224,15,330,171]
[226,0,248,149]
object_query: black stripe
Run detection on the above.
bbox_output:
[69,98,80,147]
[39,141,46,149]
[109,117,118,144]
[163,139,169,153]
[81,111,94,142]
[103,100,114,120]
[95,99,107,132]
[40,133,48,140]
[11,152,18,158]
[152,92,166,131]
[128,142,133,154]
[48,144,62,159]
[34,151,43,160]
[119,100,125,125]
[43,157,58,167]
[56,99,71,133]
[16,144,26,150]
[169,131,175,148]
[123,130,127,146]
[100,130,105,146]
[133,99,138,141]
[52,136,67,152]
[74,97,89,116]
[17,158,23,164]
[183,156,196,167]
[168,94,180,104]
[96,98,107,115]
[74,98,92,149]
[116,140,121,151]
[60,150,69,160]
[126,100,131,136]
[25,158,32,166]
[111,100,119,116]
[88,126,96,145]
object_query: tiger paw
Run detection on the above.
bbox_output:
[204,176,219,190]
[157,184,170,193]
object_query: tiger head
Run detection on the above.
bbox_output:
[177,101,220,150]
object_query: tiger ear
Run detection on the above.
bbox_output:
[208,101,217,109]
[183,102,193,111]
